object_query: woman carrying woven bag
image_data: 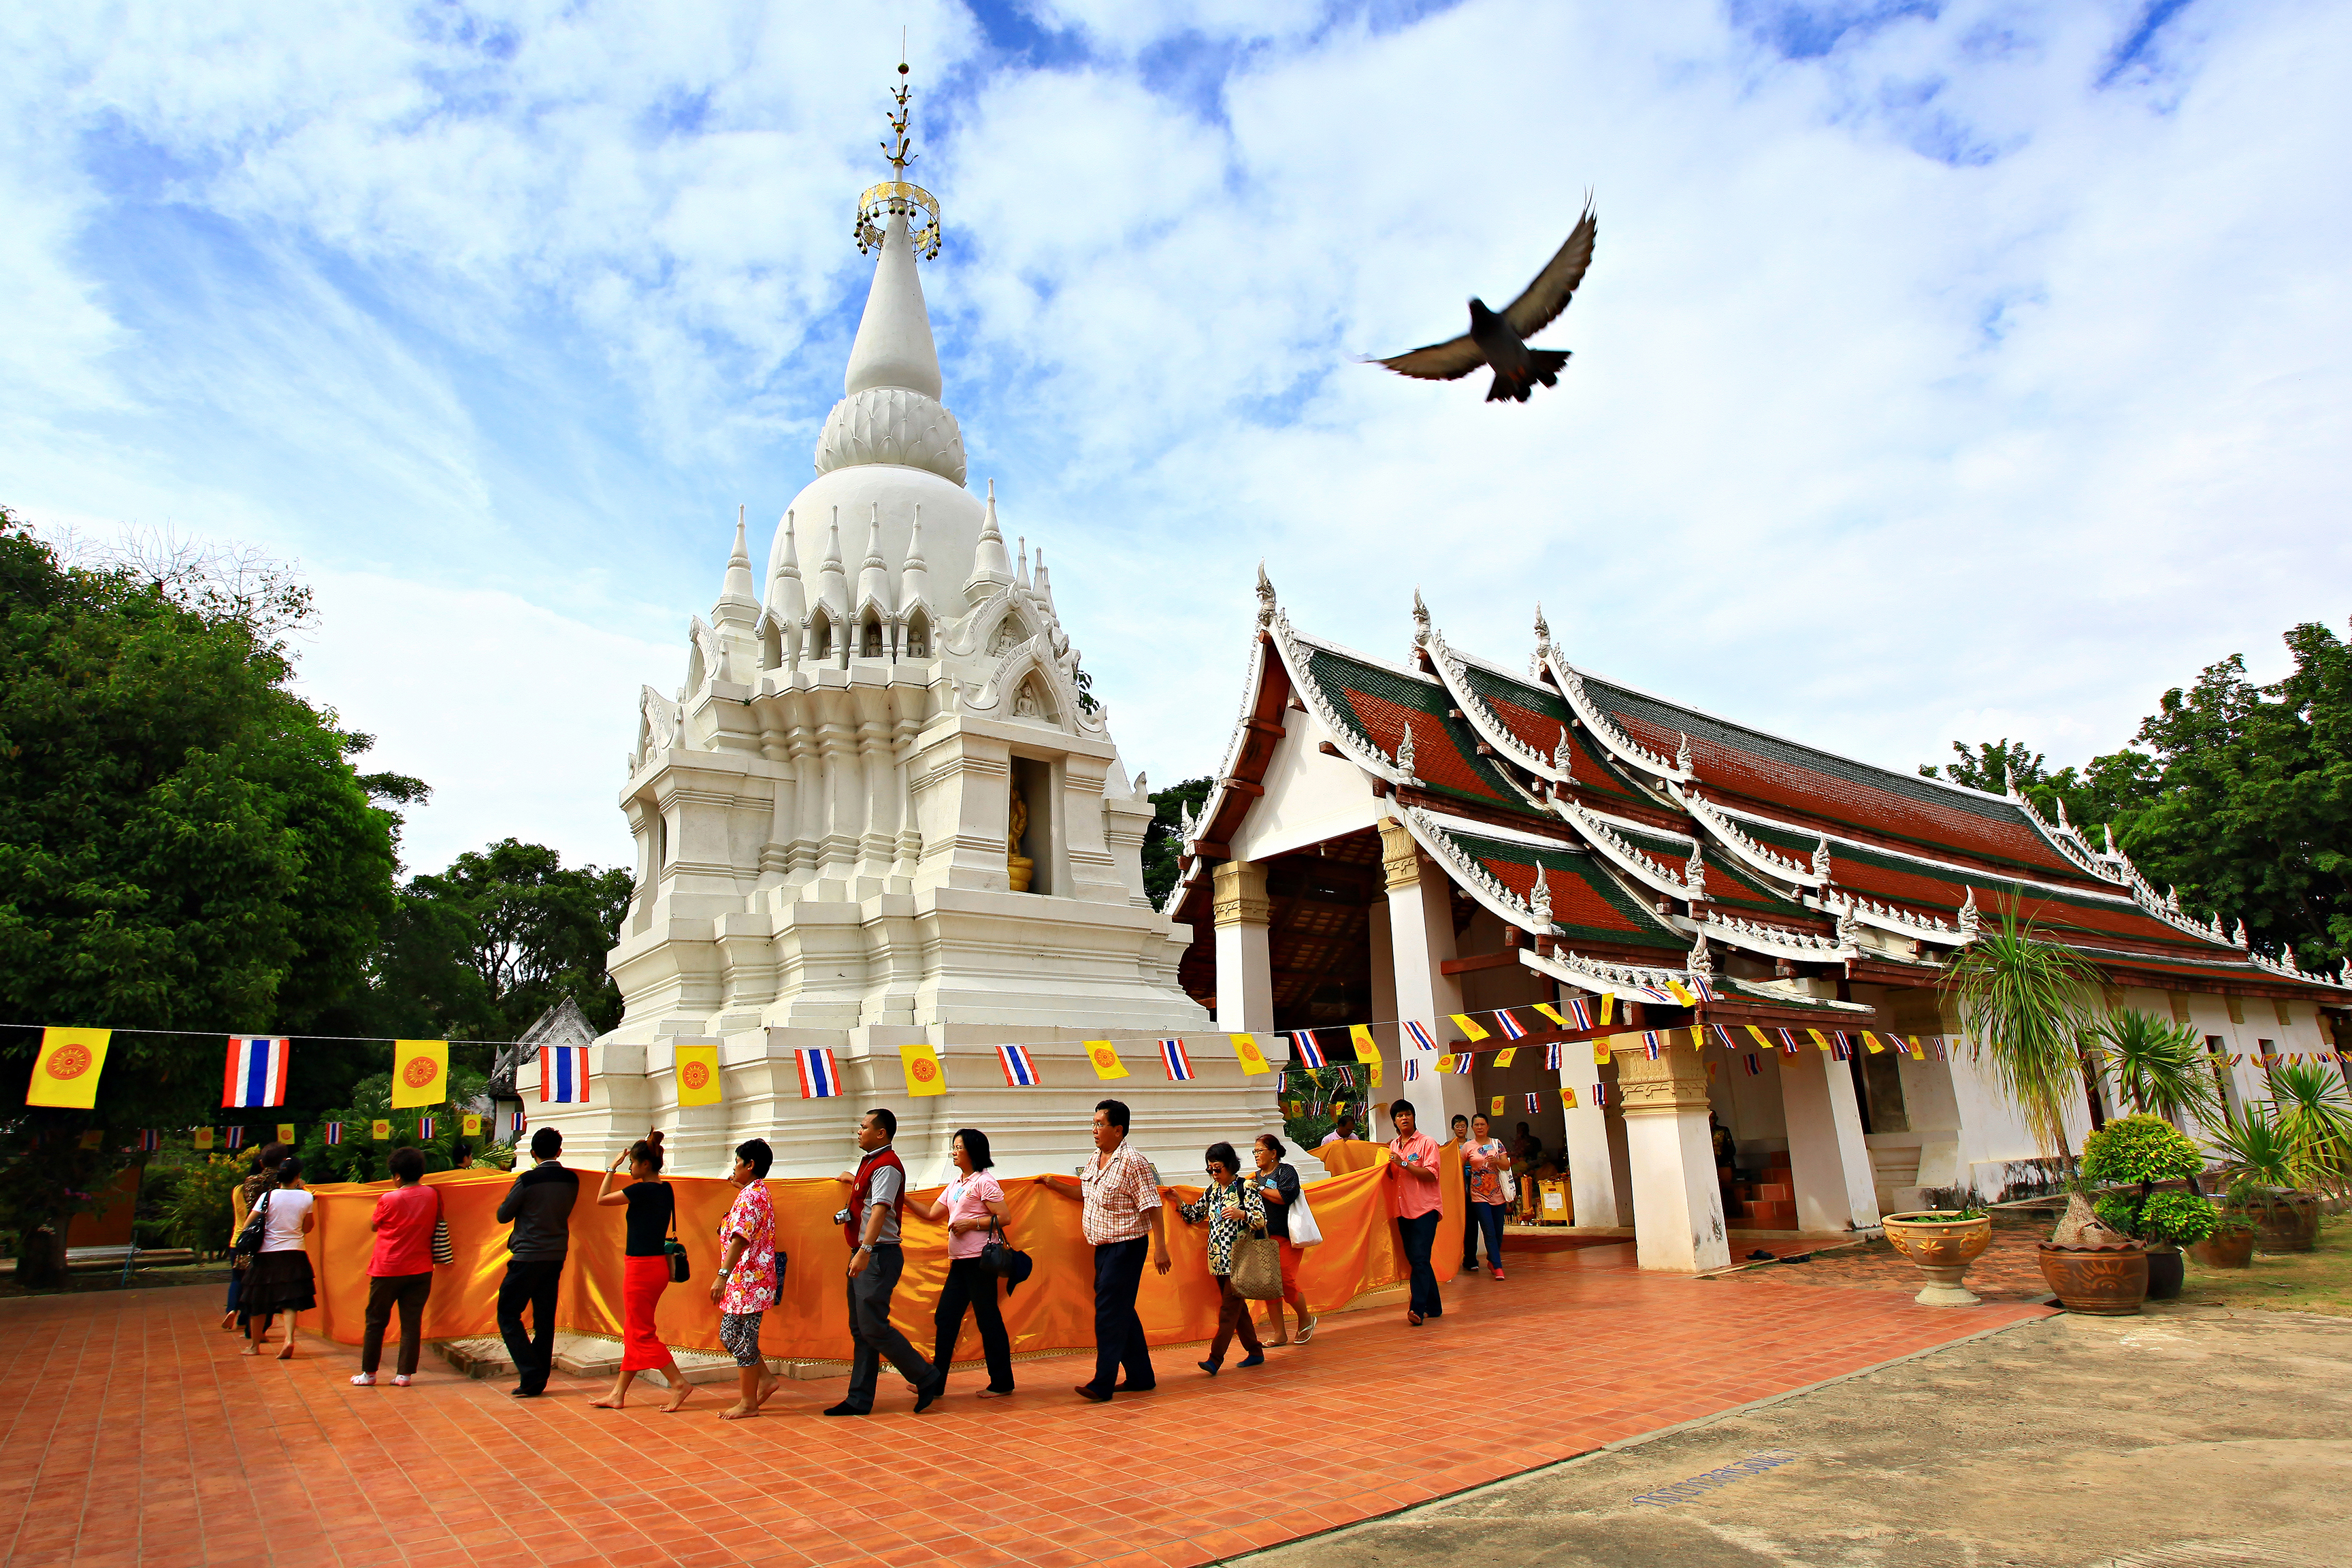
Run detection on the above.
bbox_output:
[1249,1134,1318,1346]
[1175,1142,1267,1377]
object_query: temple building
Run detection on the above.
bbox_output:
[1167,576,2352,1271]
[523,74,1279,1183]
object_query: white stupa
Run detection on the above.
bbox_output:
[527,67,1284,1183]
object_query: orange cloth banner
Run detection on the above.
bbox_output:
[283,1152,1458,1361]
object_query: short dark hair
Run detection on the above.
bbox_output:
[1450,1113,1469,1128]
[1336,1111,1356,1130]
[1390,1098,1416,1121]
[953,1128,994,1170]
[1205,1141,1241,1175]
[1257,1132,1286,1158]
[735,1138,773,1179]
[530,1126,562,1158]
[453,1142,472,1160]
[1471,1113,1490,1130]
[1095,1099,1130,1132]
[256,1141,289,1173]
[387,1146,426,1181]
[866,1107,896,1139]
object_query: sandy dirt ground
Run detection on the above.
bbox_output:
[1236,1301,2352,1567]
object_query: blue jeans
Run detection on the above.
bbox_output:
[1466,1201,1505,1268]
[1396,1211,1443,1318]
[1085,1237,1155,1396]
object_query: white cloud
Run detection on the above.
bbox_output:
[2,0,2348,876]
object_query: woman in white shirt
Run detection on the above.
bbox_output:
[907,1128,1013,1399]
[240,1157,318,1360]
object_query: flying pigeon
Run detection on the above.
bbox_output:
[1371,205,1597,403]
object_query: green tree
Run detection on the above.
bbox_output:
[1920,738,2048,794]
[1142,776,1214,911]
[0,512,404,1284]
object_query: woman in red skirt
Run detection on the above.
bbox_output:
[589,1130,692,1412]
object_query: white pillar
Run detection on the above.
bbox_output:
[1211,860,1273,1031]
[1561,1047,1620,1226]
[1614,1036,1731,1272]
[1377,817,1471,1134]
[1781,1045,1880,1232]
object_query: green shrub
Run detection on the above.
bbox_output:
[2097,1190,2219,1245]
[2082,1114,2204,1186]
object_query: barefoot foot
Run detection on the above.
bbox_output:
[717,1401,757,1420]
[751,1375,781,1412]
[661,1384,695,1413]
[588,1395,625,1409]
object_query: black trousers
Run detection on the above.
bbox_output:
[844,1244,934,1413]
[1398,1211,1443,1318]
[932,1256,1015,1392]
[362,1271,433,1376]
[497,1258,565,1394]
[1085,1236,1154,1397]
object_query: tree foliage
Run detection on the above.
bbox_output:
[0,511,404,1278]
[1929,618,2351,968]
[1142,775,1214,911]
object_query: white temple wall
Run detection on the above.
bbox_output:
[1225,715,1382,864]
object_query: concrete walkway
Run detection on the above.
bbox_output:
[1238,1301,2352,1567]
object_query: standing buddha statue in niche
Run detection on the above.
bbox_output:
[1007,783,1033,892]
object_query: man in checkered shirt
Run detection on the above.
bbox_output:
[1074,1098,1171,1402]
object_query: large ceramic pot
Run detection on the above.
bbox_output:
[2248,1195,2321,1253]
[2144,1244,2184,1301]
[1882,1212,1994,1307]
[2038,1241,2149,1315]
[2187,1228,2255,1269]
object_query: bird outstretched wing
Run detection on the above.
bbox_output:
[1500,205,1597,342]
[1373,335,1486,382]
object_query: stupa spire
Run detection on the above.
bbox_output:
[964,478,1013,604]
[845,59,944,401]
[715,504,758,624]
[772,509,806,629]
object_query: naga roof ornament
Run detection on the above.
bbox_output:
[1255,561,1278,630]
[1687,933,1714,977]
[1812,838,1833,880]
[1394,725,1418,779]
[1411,588,1431,649]
[2234,919,2249,948]
[1958,885,1981,938]
[1552,724,1575,778]
[1675,732,1693,774]
[1683,843,1708,902]
[1529,873,1553,929]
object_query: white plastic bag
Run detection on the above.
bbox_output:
[1288,1186,1324,1248]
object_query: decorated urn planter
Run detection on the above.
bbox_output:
[2186,1226,2256,1269]
[1881,1212,1994,1306]
[2037,1241,2149,1315]
[2249,1194,2321,1254]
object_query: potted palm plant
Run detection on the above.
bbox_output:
[2084,1115,2210,1299]
[2087,1009,2223,1126]
[1943,908,2146,1314]
[2207,1109,2317,1252]
[2266,1061,2352,1214]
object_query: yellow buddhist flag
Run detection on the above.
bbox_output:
[1808,1028,1831,1051]
[1493,1047,1517,1068]
[1863,1031,1888,1054]
[1664,979,1697,1006]
[1350,1024,1379,1064]
[1436,1054,1458,1074]
[1367,1056,1384,1087]
[1561,1087,1579,1109]
[460,1114,481,1137]
[1907,1035,1927,1060]
[1690,1026,1707,1048]
[675,1044,723,1105]
[1592,1039,1612,1065]
[1489,1095,1505,1116]
[1601,994,1616,1025]
[1707,1060,1720,1081]
[390,1039,448,1108]
[1532,1002,1567,1028]
[78,1130,104,1149]
[1449,1013,1491,1042]
[1085,1040,1128,1079]
[277,1123,297,1145]
[370,1120,391,1141]
[1231,1034,1271,1076]
[1746,1025,1773,1049]
[193,1126,215,1149]
[27,1028,111,1108]
[900,1042,947,1098]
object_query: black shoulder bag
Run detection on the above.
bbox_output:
[661,1184,691,1284]
[232,1190,272,1262]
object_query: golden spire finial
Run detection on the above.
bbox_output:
[854,54,942,260]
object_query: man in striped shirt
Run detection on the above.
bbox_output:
[1075,1099,1171,1403]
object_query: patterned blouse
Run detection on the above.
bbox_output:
[1177,1177,1266,1276]
[1464,1139,1509,1206]
[718,1181,779,1316]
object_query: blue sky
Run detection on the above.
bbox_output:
[5,0,2347,876]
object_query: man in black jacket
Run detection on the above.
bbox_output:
[495,1126,579,1398]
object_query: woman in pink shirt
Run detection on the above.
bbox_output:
[909,1128,1014,1398]
[1385,1100,1445,1325]
[352,1146,443,1386]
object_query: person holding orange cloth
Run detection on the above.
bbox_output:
[1385,1100,1444,1326]
[589,1130,693,1413]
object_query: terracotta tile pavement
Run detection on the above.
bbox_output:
[0,1243,2048,1567]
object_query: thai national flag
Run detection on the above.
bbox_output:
[1160,1039,1194,1081]
[1778,1028,1801,1051]
[998,1044,1040,1086]
[1292,1032,1329,1068]
[1403,1057,1421,1083]
[510,1110,527,1135]
[1932,1038,1948,1062]
[223,1126,245,1149]
[1403,1020,1438,1053]
[1544,1043,1562,1071]
[1524,1091,1541,1113]
[1691,975,1716,1002]
[1446,1053,1474,1076]
[325,1123,344,1145]
[1495,1009,1529,1041]
[1712,1023,1738,1050]
[138,1129,161,1152]
[416,1114,436,1139]
[1641,1031,1662,1060]
[1565,996,1593,1030]
[1592,1083,1607,1106]
[222,1036,291,1109]
[797,1048,842,1099]
[541,1045,590,1103]
[1744,1053,1762,1076]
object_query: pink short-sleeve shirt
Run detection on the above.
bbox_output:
[943,1172,1005,1260]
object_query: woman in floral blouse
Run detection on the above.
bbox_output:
[1177,1141,1266,1376]
[710,1138,781,1419]
[1463,1113,1510,1279]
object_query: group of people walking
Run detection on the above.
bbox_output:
[220,1091,1492,1414]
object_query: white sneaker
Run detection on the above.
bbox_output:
[350,1373,375,1386]
[391,1374,412,1387]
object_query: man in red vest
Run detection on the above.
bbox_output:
[826,1107,939,1416]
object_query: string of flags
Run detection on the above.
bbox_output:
[75,1111,495,1156]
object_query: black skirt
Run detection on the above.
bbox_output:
[240,1250,317,1315]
